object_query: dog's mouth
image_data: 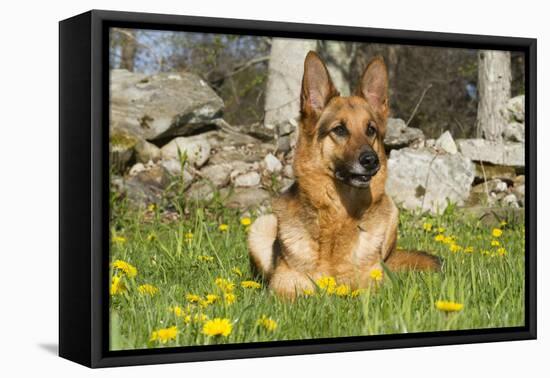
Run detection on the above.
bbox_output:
[334,169,375,188]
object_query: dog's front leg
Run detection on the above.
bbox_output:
[269,259,316,300]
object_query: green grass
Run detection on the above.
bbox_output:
[109,192,525,351]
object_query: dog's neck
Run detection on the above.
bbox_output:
[295,169,377,220]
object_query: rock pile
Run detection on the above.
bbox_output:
[110,69,526,215]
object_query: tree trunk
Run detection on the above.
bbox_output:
[387,45,399,100]
[319,41,355,96]
[120,30,137,72]
[476,50,511,141]
[263,38,317,129]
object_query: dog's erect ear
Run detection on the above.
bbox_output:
[357,57,389,117]
[300,51,338,119]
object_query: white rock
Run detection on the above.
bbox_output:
[386,147,475,214]
[186,181,215,201]
[129,162,146,176]
[494,181,508,193]
[200,164,232,188]
[505,95,525,123]
[512,184,525,206]
[229,161,257,180]
[264,153,283,173]
[160,136,211,167]
[384,118,425,148]
[502,122,525,143]
[512,184,525,197]
[110,69,224,140]
[234,171,261,187]
[283,164,294,178]
[502,193,519,208]
[224,187,271,209]
[160,160,194,184]
[435,131,458,154]
[456,138,524,167]
[160,159,182,175]
[135,139,161,163]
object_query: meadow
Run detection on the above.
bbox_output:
[109,191,525,350]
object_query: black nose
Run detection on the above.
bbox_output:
[359,151,379,170]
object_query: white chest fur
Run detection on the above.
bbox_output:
[351,224,386,266]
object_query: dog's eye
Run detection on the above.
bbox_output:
[332,124,348,137]
[366,122,377,137]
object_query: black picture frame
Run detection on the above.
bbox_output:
[59,9,537,368]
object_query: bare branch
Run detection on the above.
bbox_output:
[406,84,433,127]
[219,55,270,81]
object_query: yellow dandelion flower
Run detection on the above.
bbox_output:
[326,287,336,295]
[491,240,500,247]
[257,315,278,332]
[112,260,137,278]
[200,294,220,307]
[183,314,192,324]
[241,280,261,289]
[316,276,337,291]
[231,267,243,277]
[147,203,156,212]
[202,318,232,337]
[205,294,219,304]
[369,268,383,282]
[464,246,474,253]
[302,289,315,296]
[169,306,185,317]
[215,278,235,293]
[184,232,193,242]
[110,275,126,295]
[423,222,433,232]
[146,233,157,242]
[449,243,462,253]
[138,284,159,296]
[434,234,445,242]
[500,220,507,227]
[197,255,214,262]
[240,217,252,226]
[218,224,229,232]
[193,313,209,323]
[497,247,507,256]
[335,284,351,297]
[112,235,127,245]
[481,249,490,256]
[150,326,177,343]
[492,228,503,238]
[186,293,201,303]
[350,289,364,297]
[224,293,236,305]
[435,300,464,312]
[437,227,446,233]
[442,236,454,244]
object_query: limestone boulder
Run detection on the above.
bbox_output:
[386,147,475,214]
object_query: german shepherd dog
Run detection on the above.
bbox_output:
[248,51,441,298]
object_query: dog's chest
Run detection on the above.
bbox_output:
[350,223,386,264]
[314,218,385,274]
[277,197,390,277]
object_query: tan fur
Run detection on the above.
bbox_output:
[385,250,442,272]
[248,52,441,299]
[247,214,278,279]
